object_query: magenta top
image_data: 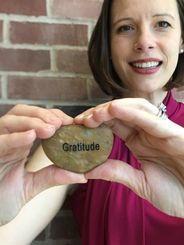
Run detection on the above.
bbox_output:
[71,91,184,245]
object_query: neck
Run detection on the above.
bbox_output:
[127,90,168,106]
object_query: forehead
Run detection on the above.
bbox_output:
[111,0,179,20]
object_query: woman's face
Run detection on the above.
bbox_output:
[110,0,183,95]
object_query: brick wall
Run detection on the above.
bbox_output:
[0,1,184,245]
[0,0,108,118]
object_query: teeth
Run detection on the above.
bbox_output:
[132,61,160,68]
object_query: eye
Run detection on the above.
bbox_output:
[117,25,135,33]
[157,21,171,29]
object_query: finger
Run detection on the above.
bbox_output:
[7,104,62,129]
[85,159,148,199]
[76,98,183,139]
[104,119,134,140]
[49,108,74,125]
[75,109,135,140]
[0,130,36,157]
[0,115,57,138]
[108,99,183,138]
[75,98,158,128]
[74,102,143,141]
[110,106,184,140]
[117,107,183,138]
[108,98,158,115]
[24,166,87,201]
[74,103,112,127]
[99,99,183,138]
[74,100,153,141]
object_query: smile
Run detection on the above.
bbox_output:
[131,61,161,68]
[129,59,162,75]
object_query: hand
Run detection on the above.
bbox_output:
[0,105,86,225]
[75,98,184,217]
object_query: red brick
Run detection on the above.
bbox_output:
[0,49,50,71]
[0,0,46,16]
[88,79,110,100]
[8,76,88,101]
[52,0,102,20]
[57,50,91,74]
[10,22,88,46]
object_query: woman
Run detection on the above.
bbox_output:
[71,0,184,244]
[1,0,184,244]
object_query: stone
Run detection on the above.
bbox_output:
[42,124,113,173]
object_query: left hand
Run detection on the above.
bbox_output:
[75,98,184,217]
[0,105,86,225]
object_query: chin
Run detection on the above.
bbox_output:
[133,86,162,95]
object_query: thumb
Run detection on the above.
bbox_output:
[24,165,87,202]
[85,159,147,198]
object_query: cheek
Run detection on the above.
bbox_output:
[165,45,180,68]
[111,39,119,60]
[111,53,126,77]
[111,37,129,58]
[111,41,129,67]
[166,36,180,56]
[159,36,180,67]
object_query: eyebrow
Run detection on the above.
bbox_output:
[112,17,133,27]
[153,13,175,20]
[112,13,175,27]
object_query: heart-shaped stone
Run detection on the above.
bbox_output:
[42,124,113,173]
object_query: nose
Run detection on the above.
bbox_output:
[134,27,156,52]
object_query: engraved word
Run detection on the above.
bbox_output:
[62,142,100,152]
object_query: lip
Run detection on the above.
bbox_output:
[129,58,162,75]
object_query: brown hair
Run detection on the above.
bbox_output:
[88,0,184,98]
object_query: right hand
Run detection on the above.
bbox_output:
[75,98,184,217]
